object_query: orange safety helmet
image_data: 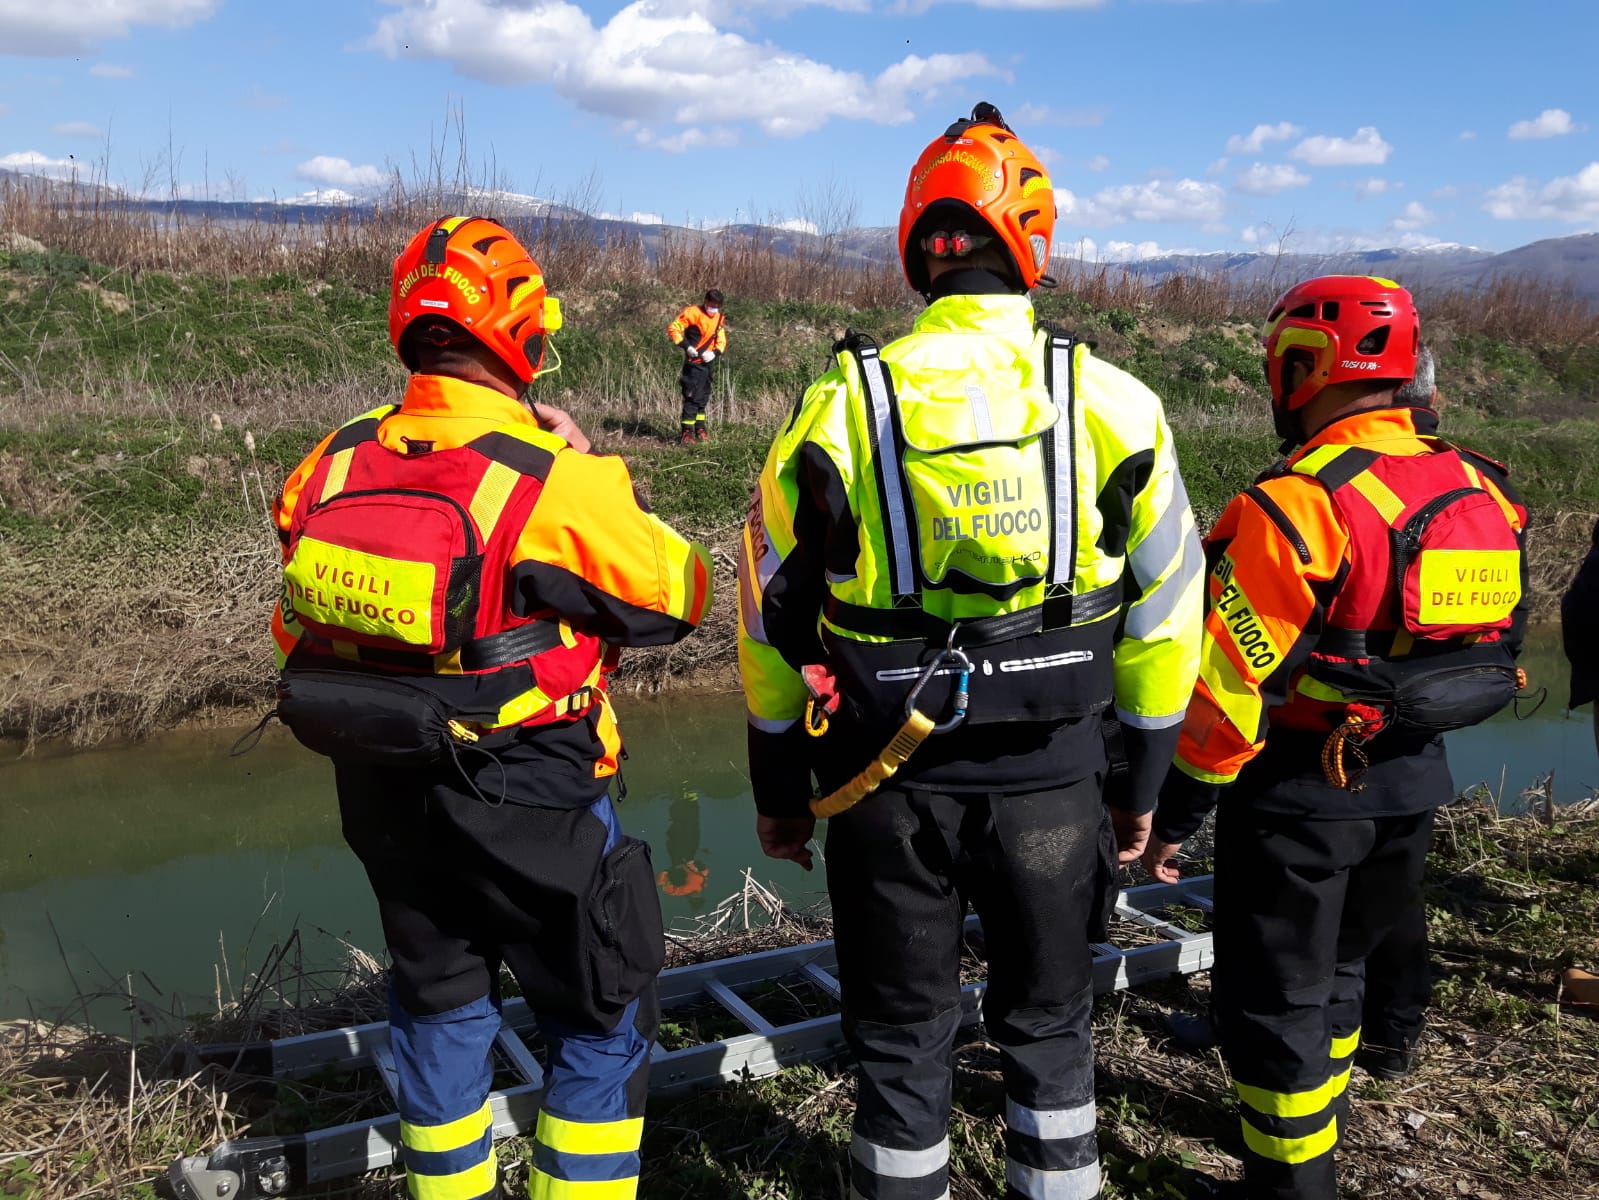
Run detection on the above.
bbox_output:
[1261,275,1420,414]
[898,102,1057,295]
[389,215,563,384]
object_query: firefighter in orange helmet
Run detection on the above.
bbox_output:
[1146,277,1528,1200]
[270,216,713,1200]
[667,288,728,443]
[741,103,1203,1200]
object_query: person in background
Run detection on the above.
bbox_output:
[1144,279,1528,1200]
[739,102,1203,1200]
[668,287,729,444]
[270,216,713,1200]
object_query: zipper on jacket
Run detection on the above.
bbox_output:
[1390,485,1483,596]
[311,488,481,557]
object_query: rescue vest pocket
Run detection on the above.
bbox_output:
[1387,661,1521,734]
[587,837,665,1013]
[1391,486,1520,640]
[276,668,467,765]
[284,489,483,655]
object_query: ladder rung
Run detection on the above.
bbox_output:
[801,963,843,1002]
[495,1024,544,1089]
[704,979,775,1035]
[368,1039,401,1106]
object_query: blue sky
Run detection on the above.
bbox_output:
[1,0,1596,260]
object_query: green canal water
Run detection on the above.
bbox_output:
[1,632,1592,1028]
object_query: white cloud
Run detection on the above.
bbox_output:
[1241,222,1460,255]
[0,0,219,56]
[1055,177,1226,226]
[630,124,739,154]
[1459,130,1477,141]
[1035,145,1063,168]
[1085,154,1109,172]
[1431,184,1460,199]
[50,121,102,138]
[89,63,134,78]
[1205,157,1228,178]
[1390,201,1435,231]
[1224,122,1301,155]
[295,155,387,190]
[0,149,84,178]
[1234,161,1310,196]
[1508,108,1584,140]
[368,0,1003,143]
[1289,126,1392,167]
[1011,102,1109,128]
[1484,162,1599,223]
[1354,177,1395,198]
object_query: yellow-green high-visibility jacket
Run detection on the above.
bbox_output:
[737,292,1204,818]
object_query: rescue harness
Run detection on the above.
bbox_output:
[798,325,1120,817]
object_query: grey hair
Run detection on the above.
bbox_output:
[1395,345,1436,406]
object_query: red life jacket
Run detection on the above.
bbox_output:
[1277,439,1524,735]
[280,408,605,737]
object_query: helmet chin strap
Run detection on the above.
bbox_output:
[1273,402,1305,453]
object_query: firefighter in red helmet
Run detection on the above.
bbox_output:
[1147,276,1529,1200]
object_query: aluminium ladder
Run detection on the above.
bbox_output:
[169,875,1215,1200]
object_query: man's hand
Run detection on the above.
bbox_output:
[1141,838,1184,884]
[756,814,816,871]
[531,402,591,454]
[1109,808,1152,865]
[700,349,716,363]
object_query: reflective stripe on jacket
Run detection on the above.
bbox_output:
[1172,406,1528,790]
[667,305,727,354]
[738,293,1203,812]
[273,376,713,761]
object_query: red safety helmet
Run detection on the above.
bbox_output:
[1262,275,1420,412]
[389,215,563,384]
[898,102,1057,295]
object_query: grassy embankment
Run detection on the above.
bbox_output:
[2,214,1598,746]
[2,801,1596,1199]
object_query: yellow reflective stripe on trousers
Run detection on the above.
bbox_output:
[401,1101,493,1153]
[527,1170,637,1199]
[535,1112,645,1156]
[408,1156,498,1200]
[1240,1111,1339,1165]
[1234,1067,1351,1119]
[1331,1028,1362,1060]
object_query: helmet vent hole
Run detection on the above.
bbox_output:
[1320,301,1340,321]
[992,133,1014,143]
[508,317,528,339]
[1019,209,1040,228]
[1289,303,1316,319]
[1019,167,1041,184]
[1356,326,1391,356]
[473,235,505,255]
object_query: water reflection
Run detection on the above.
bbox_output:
[1,633,1592,1026]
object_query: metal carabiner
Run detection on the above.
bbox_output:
[902,641,973,735]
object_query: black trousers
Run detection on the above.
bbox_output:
[679,360,712,428]
[1212,802,1436,1200]
[1361,895,1430,1051]
[825,778,1115,1200]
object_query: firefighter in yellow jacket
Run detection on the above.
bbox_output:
[667,288,728,443]
[738,104,1203,1200]
[1146,277,1528,1200]
[271,217,713,1200]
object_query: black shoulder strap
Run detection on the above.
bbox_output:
[1039,324,1079,597]
[324,407,396,454]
